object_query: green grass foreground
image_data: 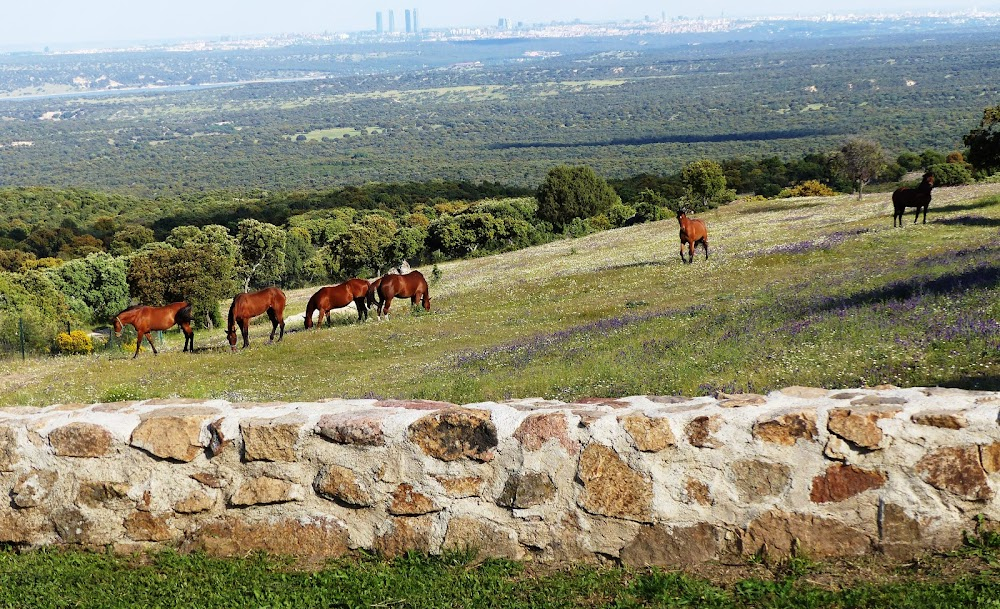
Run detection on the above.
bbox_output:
[3,183,1000,406]
[2,543,1000,609]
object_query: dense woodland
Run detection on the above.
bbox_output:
[1,26,999,355]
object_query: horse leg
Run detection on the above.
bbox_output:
[383,296,393,320]
[702,238,709,260]
[266,309,278,343]
[240,320,250,349]
[688,241,695,264]
[355,298,367,322]
[132,332,143,358]
[146,332,159,356]
[921,205,928,224]
[679,242,687,263]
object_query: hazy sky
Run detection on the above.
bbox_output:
[1,1,989,50]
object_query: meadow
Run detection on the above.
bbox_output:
[3,181,999,407]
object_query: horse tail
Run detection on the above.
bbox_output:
[305,292,318,328]
[177,302,194,324]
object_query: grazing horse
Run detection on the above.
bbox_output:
[305,278,371,328]
[225,287,286,350]
[893,172,935,227]
[112,301,194,358]
[373,271,430,320]
[677,209,709,263]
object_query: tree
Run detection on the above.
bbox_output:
[680,160,735,210]
[964,105,1000,176]
[535,165,621,231]
[47,252,130,324]
[109,224,155,256]
[235,219,286,292]
[330,214,398,277]
[127,245,237,329]
[831,139,887,200]
[281,227,313,288]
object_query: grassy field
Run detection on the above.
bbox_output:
[1,535,1000,608]
[3,183,1000,407]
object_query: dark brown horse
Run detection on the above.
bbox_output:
[365,276,383,312]
[893,172,935,227]
[305,278,371,328]
[373,271,430,319]
[226,287,286,350]
[112,301,194,358]
[677,209,709,263]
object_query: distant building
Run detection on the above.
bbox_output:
[388,10,395,33]
[413,8,420,33]
[405,9,413,33]
[376,11,383,33]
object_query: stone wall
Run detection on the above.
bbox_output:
[2,386,999,565]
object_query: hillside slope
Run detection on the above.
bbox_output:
[3,183,1000,407]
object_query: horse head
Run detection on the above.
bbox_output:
[225,326,238,350]
[112,316,124,337]
[923,172,935,189]
[422,294,431,311]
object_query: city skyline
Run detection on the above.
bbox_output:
[0,0,995,51]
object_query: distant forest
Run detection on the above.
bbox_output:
[0,30,997,195]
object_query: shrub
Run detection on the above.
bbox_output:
[607,203,637,227]
[926,163,974,186]
[55,330,94,355]
[777,180,837,198]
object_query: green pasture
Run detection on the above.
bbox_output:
[2,537,1000,608]
[3,183,1000,407]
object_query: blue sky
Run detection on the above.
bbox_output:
[1,1,992,50]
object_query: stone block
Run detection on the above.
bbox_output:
[229,477,304,507]
[753,411,818,446]
[730,459,792,502]
[240,418,303,462]
[686,415,722,448]
[620,522,722,566]
[620,413,676,452]
[497,472,556,509]
[810,464,887,503]
[916,445,992,501]
[409,407,497,462]
[827,407,900,450]
[576,443,652,522]
[184,516,349,559]
[313,465,374,508]
[316,410,389,446]
[49,423,113,457]
[130,407,218,462]
[389,483,440,515]
[514,412,578,454]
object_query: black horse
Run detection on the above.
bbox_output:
[892,172,935,227]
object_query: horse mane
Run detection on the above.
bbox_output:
[227,298,237,331]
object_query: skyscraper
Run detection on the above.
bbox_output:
[388,10,395,33]
[376,11,383,33]
[405,9,412,34]
[412,8,419,33]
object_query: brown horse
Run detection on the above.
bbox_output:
[305,278,371,328]
[893,172,935,227]
[226,287,286,350]
[112,301,194,358]
[677,209,709,263]
[373,271,430,319]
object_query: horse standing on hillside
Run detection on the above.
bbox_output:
[304,278,371,328]
[892,172,935,227]
[677,209,709,263]
[112,301,194,359]
[225,287,286,350]
[372,271,430,320]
